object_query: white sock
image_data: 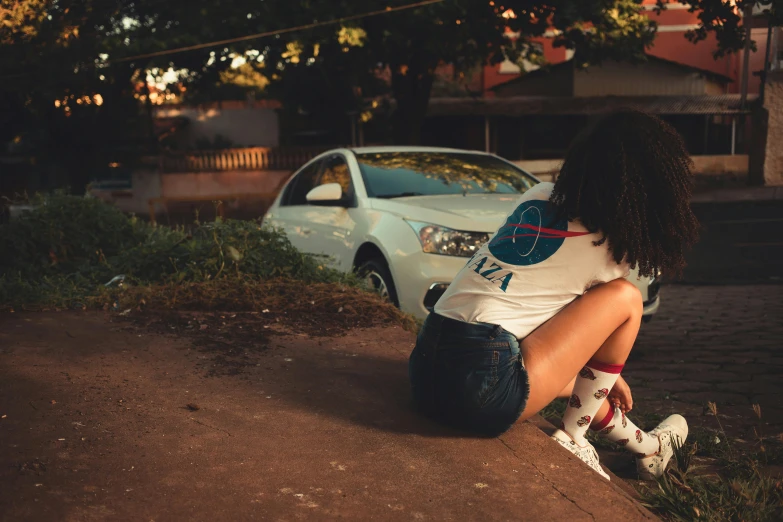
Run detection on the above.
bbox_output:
[591,406,660,456]
[559,361,623,446]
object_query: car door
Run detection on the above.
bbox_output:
[301,154,360,272]
[267,159,324,254]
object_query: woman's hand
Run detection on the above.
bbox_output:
[608,375,633,413]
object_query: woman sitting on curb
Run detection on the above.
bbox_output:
[409,110,699,480]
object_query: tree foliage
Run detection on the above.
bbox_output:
[659,0,782,57]
[1,0,779,187]
[0,1,151,192]
[254,0,659,143]
[0,0,662,154]
[0,0,49,44]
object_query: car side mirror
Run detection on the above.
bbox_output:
[306,183,345,206]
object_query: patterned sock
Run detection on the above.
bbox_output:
[559,360,623,446]
[591,406,660,457]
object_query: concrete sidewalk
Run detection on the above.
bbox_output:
[0,313,655,521]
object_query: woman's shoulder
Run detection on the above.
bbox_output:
[513,182,555,207]
[523,182,555,201]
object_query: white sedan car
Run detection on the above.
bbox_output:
[263,147,661,320]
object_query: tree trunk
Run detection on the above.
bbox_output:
[390,59,435,145]
[143,80,157,152]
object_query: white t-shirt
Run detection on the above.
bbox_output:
[435,182,630,339]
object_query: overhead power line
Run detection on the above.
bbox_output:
[112,0,446,64]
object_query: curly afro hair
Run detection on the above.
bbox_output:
[551,109,699,278]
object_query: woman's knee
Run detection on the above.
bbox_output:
[601,279,643,317]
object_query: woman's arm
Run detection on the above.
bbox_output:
[608,375,633,413]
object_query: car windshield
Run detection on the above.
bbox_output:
[355,151,537,198]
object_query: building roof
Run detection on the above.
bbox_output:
[490,54,734,92]
[426,94,757,117]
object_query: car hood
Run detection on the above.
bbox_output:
[369,193,522,233]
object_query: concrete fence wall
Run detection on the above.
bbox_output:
[90,169,293,217]
[515,155,750,183]
[159,170,290,199]
[91,154,752,217]
[90,166,162,216]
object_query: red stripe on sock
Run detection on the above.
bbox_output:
[591,407,615,432]
[586,360,624,374]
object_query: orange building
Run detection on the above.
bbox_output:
[481,0,772,95]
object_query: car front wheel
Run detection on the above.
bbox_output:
[358,258,400,308]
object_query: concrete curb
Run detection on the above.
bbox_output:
[691,185,783,203]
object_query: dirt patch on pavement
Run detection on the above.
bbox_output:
[0,311,652,522]
[0,311,417,521]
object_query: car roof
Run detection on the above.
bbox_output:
[346,146,489,155]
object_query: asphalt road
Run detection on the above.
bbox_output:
[684,199,783,283]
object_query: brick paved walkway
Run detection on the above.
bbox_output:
[626,284,783,436]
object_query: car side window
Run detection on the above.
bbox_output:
[317,155,353,201]
[283,160,322,206]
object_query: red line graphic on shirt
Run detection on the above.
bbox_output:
[496,223,591,241]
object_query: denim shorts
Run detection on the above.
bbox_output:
[409,313,530,436]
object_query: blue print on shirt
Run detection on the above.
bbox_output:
[488,200,588,266]
[465,255,514,292]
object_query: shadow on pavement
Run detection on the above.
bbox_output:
[261,342,489,440]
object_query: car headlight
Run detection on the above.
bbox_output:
[406,220,490,257]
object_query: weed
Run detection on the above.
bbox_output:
[0,195,416,331]
[690,428,730,460]
[640,404,783,521]
[106,277,417,332]
[540,398,567,421]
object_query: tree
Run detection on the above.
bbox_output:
[2,0,778,189]
[30,0,655,146]
[0,1,162,194]
[663,0,782,57]
[244,0,658,144]
[0,0,48,44]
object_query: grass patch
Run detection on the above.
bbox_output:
[539,398,567,421]
[1,194,415,332]
[541,398,782,520]
[640,402,783,521]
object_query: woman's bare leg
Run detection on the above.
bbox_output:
[519,279,643,422]
[557,377,576,398]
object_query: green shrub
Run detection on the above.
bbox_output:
[0,194,143,279]
[0,195,362,309]
[112,219,357,286]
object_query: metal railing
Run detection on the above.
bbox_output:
[160,146,330,173]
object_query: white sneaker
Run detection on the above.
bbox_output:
[551,429,611,481]
[636,414,689,480]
